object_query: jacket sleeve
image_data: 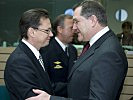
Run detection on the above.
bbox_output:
[89,51,127,100]
[53,82,68,97]
[4,55,41,99]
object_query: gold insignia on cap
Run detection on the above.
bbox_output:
[54,61,61,64]
[54,65,63,69]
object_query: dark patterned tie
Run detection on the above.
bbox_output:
[80,42,90,56]
[38,54,45,71]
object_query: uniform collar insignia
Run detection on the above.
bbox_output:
[54,61,61,64]
[54,65,63,69]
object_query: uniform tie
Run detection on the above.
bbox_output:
[80,42,90,56]
[65,46,69,56]
[38,54,45,71]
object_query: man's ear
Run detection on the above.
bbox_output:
[57,26,63,33]
[28,27,35,37]
[89,15,98,27]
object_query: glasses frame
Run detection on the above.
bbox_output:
[34,27,52,35]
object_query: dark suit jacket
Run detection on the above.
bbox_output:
[40,38,77,96]
[4,41,54,100]
[51,30,128,100]
[40,38,77,83]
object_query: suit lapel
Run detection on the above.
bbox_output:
[68,45,95,79]
[68,30,114,79]
[19,42,53,93]
[19,41,44,72]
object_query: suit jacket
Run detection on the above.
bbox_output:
[40,38,77,96]
[40,38,77,83]
[4,41,54,100]
[51,30,128,100]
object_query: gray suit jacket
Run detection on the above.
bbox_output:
[50,30,128,100]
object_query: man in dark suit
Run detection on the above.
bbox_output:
[26,0,128,100]
[40,14,77,97]
[4,8,53,100]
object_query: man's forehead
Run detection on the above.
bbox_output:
[64,19,73,26]
[39,18,51,28]
[73,15,81,21]
[74,6,81,15]
[64,18,73,22]
[73,7,81,19]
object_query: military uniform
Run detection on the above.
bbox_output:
[40,37,77,97]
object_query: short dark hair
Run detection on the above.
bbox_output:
[73,0,107,27]
[19,8,49,39]
[53,14,73,35]
[122,21,132,29]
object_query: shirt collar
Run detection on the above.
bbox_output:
[90,26,109,47]
[22,39,40,59]
[55,37,68,51]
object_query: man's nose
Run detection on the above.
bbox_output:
[73,23,77,30]
[49,31,53,37]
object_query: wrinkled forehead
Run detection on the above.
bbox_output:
[73,6,82,20]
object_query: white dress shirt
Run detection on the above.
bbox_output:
[22,39,45,70]
[55,37,68,51]
[90,26,109,47]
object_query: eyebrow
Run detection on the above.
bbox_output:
[73,18,77,21]
[73,18,79,22]
[42,27,52,30]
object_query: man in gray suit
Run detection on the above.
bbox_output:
[26,0,128,100]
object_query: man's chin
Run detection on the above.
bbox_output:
[43,43,49,47]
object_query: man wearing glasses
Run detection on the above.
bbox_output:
[4,8,53,100]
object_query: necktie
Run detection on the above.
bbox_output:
[65,47,69,56]
[38,54,45,71]
[80,42,90,56]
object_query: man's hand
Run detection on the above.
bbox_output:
[25,89,50,100]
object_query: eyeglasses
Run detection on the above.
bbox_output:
[34,27,52,35]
